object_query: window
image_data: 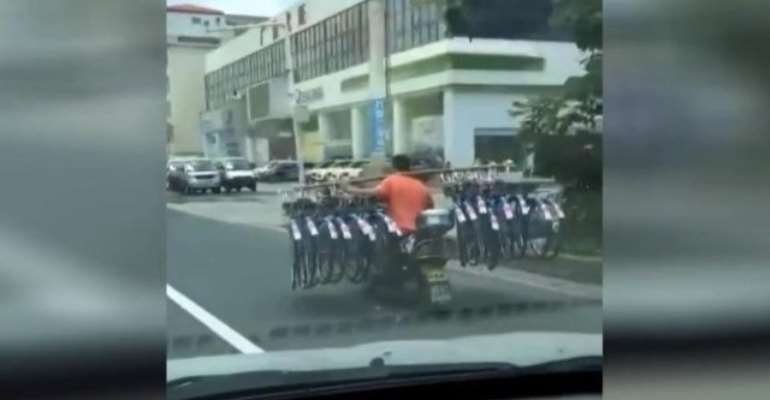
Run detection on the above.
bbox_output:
[216,17,221,25]
[299,5,306,25]
[192,17,201,24]
[273,25,279,40]
[286,12,292,31]
[260,27,265,46]
[203,20,209,27]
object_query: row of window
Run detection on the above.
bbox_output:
[191,16,221,27]
[203,0,568,111]
[386,0,446,54]
[205,40,286,111]
[291,2,370,82]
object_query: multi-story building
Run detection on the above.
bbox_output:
[166,4,265,156]
[203,0,583,167]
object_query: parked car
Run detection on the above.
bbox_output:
[214,157,257,192]
[257,161,314,182]
[305,160,337,183]
[168,158,221,194]
[336,160,371,181]
[320,159,353,181]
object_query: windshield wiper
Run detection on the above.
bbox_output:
[168,356,601,400]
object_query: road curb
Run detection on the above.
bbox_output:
[447,262,602,300]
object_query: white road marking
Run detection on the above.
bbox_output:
[166,284,264,354]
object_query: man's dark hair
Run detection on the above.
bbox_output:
[392,154,411,172]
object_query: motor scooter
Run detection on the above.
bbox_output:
[365,209,454,306]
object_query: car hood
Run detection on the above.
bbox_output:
[167,331,601,382]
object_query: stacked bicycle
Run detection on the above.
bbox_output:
[281,188,405,290]
[441,170,566,269]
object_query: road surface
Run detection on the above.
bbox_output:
[167,191,601,359]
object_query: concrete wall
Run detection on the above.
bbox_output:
[167,12,226,37]
[167,45,209,155]
[443,88,534,167]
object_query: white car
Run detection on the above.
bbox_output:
[306,160,340,182]
[335,160,370,181]
[323,160,354,181]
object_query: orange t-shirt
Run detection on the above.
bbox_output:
[376,174,433,233]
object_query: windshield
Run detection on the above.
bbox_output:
[222,159,250,170]
[166,0,603,395]
[187,160,214,171]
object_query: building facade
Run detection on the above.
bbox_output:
[166,4,265,156]
[203,0,583,167]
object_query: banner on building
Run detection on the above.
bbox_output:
[369,98,387,156]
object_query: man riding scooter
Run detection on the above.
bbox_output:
[344,155,452,305]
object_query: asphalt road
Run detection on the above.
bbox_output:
[167,197,602,360]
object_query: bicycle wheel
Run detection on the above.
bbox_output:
[456,218,469,266]
[316,232,336,284]
[346,217,372,283]
[482,216,502,270]
[289,220,304,290]
[464,222,481,266]
[301,219,320,289]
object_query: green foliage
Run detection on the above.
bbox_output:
[550,0,602,51]
[511,0,602,142]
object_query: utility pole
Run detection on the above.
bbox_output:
[368,0,389,159]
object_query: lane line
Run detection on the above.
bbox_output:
[166,284,264,354]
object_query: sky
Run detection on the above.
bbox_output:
[166,0,297,17]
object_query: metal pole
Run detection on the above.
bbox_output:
[282,26,306,186]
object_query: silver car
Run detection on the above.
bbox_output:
[168,158,221,194]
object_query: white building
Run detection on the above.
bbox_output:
[166,4,265,156]
[203,0,584,167]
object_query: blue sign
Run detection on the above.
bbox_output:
[369,98,387,155]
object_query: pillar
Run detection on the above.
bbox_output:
[318,112,333,160]
[244,136,255,163]
[442,88,474,167]
[351,107,368,160]
[393,98,410,155]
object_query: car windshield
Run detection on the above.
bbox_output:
[166,0,603,396]
[187,160,213,171]
[223,159,250,170]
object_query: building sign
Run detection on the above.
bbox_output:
[296,87,324,105]
[369,98,387,156]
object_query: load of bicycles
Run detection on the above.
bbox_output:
[442,170,565,269]
[281,167,566,299]
[282,189,407,291]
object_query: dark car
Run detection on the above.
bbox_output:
[257,161,314,182]
[214,158,257,193]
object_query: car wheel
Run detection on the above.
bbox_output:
[212,187,221,194]
[250,183,257,192]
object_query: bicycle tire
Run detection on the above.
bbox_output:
[346,217,372,283]
[289,221,304,290]
[302,223,319,289]
[316,220,339,284]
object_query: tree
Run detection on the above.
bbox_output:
[511,0,603,140]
